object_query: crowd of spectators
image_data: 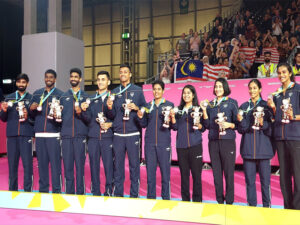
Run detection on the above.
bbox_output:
[160,0,300,83]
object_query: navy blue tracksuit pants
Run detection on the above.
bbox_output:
[276,140,300,209]
[145,144,171,200]
[88,138,114,196]
[209,139,236,204]
[113,135,140,198]
[243,158,271,207]
[7,136,33,192]
[36,137,62,193]
[62,137,86,195]
[177,143,203,202]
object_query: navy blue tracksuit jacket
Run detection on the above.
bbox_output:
[0,92,34,192]
[139,99,174,199]
[60,89,90,195]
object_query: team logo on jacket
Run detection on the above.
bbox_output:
[166,147,170,151]
[83,139,86,143]
[95,100,98,103]
[66,97,70,101]
[118,94,122,98]
[288,92,293,97]
[28,139,32,143]
[130,92,134,97]
[80,97,83,100]
[135,141,139,145]
[25,101,29,105]
[110,144,113,148]
[223,104,228,108]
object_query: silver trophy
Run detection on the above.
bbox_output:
[54,99,64,122]
[162,106,173,128]
[215,112,227,135]
[280,98,292,124]
[16,101,26,122]
[48,97,57,119]
[252,106,264,130]
[191,106,203,130]
[96,112,107,133]
[122,99,132,120]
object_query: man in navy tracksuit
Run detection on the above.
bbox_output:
[81,71,114,196]
[0,73,34,192]
[59,68,90,195]
[29,69,64,193]
[107,64,146,198]
[137,80,174,200]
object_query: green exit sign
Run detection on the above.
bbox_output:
[122,33,130,39]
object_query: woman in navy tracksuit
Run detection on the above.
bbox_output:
[267,63,300,209]
[237,79,274,207]
[205,78,238,204]
[172,84,208,202]
[138,80,175,200]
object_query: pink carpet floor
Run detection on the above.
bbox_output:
[0,156,284,224]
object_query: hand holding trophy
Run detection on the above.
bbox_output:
[122,99,133,120]
[162,106,173,128]
[252,106,264,130]
[190,106,203,130]
[280,98,292,123]
[16,101,26,122]
[96,112,108,133]
[215,112,227,135]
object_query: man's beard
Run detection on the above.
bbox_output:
[46,82,54,88]
[70,81,79,87]
[17,86,26,92]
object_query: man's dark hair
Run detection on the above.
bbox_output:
[97,70,110,79]
[120,64,131,72]
[70,68,82,78]
[16,73,29,83]
[45,69,57,78]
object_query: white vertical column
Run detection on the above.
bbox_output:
[48,0,62,32]
[24,0,37,35]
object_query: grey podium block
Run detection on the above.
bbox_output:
[22,32,84,93]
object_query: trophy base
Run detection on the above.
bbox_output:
[162,124,170,128]
[47,116,54,120]
[282,119,290,124]
[193,126,199,130]
[252,126,260,130]
[123,117,129,121]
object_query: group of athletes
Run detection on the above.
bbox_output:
[0,62,299,209]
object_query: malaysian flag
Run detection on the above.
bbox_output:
[202,64,230,81]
